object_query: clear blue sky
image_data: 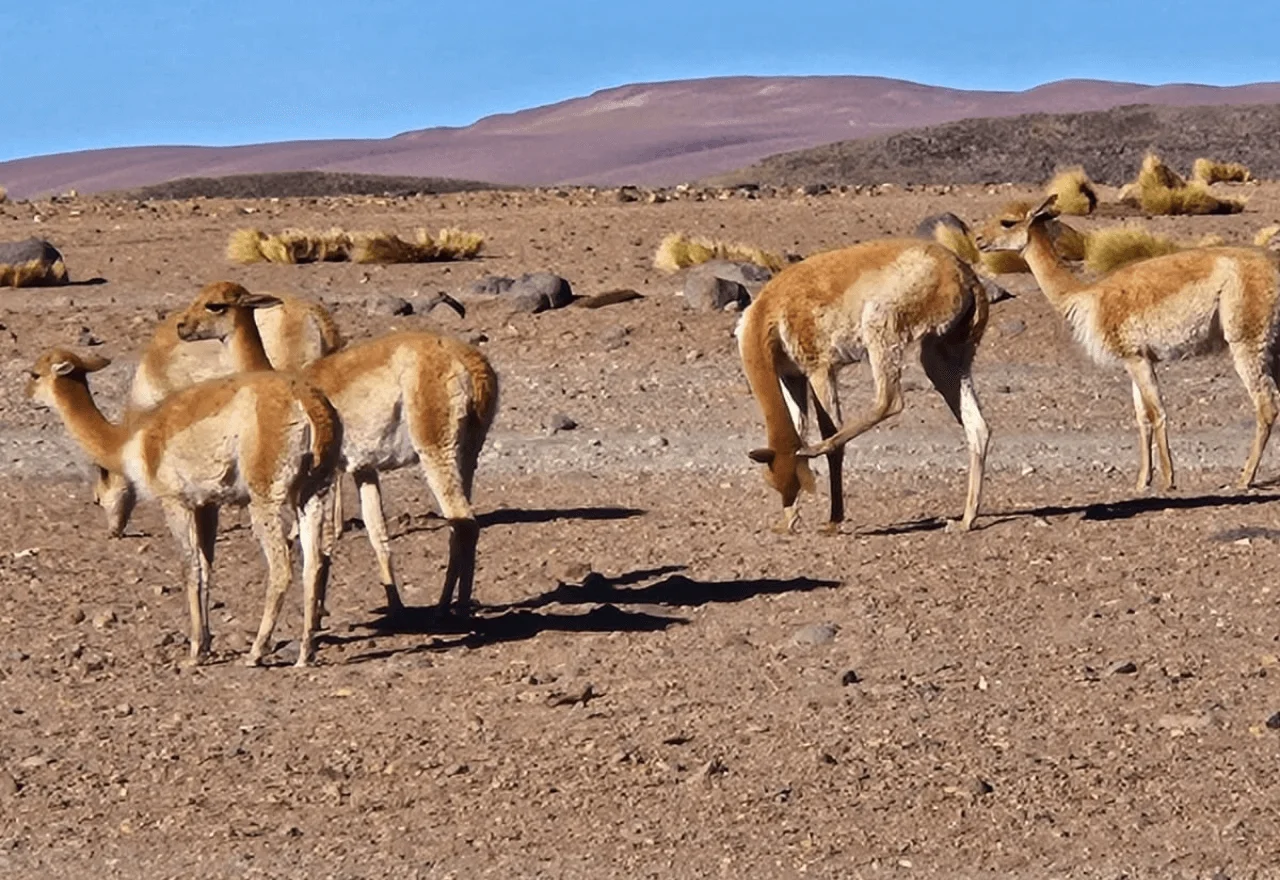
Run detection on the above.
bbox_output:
[5,0,1278,162]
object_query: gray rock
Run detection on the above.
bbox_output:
[792,622,839,647]
[688,259,773,297]
[1108,660,1138,676]
[549,413,578,433]
[468,275,514,296]
[979,276,1016,305]
[365,295,413,317]
[0,238,62,267]
[507,272,574,313]
[999,318,1026,337]
[684,273,750,312]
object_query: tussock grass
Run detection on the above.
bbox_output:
[1044,167,1097,216]
[979,250,1031,274]
[653,232,785,274]
[1192,158,1251,185]
[1083,226,1182,274]
[0,257,68,288]
[227,226,482,265]
[1254,225,1280,250]
[1123,153,1246,215]
[930,222,980,265]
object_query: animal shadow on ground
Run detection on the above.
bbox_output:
[344,504,646,538]
[332,566,841,662]
[864,491,1280,536]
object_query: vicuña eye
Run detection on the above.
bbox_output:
[1000,219,1016,228]
[205,303,227,313]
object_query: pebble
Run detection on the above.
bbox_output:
[549,413,578,433]
[0,771,18,799]
[969,778,994,796]
[68,608,86,625]
[1108,660,1138,676]
[1266,712,1280,730]
[840,669,861,686]
[17,755,47,771]
[113,703,133,718]
[647,435,669,449]
[92,609,118,630]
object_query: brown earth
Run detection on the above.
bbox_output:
[4,75,1280,198]
[2,182,1280,878]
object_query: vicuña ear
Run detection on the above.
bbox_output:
[1030,194,1060,220]
[51,359,79,377]
[240,293,283,309]
[748,448,776,465]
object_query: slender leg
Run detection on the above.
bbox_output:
[1125,357,1174,491]
[354,468,403,612]
[331,470,346,539]
[246,500,293,666]
[921,338,990,530]
[1229,343,1279,488]
[1126,372,1154,491]
[162,499,215,665]
[808,371,845,530]
[800,338,904,458]
[295,490,327,667]
[417,452,479,615]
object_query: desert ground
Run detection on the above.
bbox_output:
[2,182,1280,879]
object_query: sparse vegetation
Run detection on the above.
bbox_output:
[1192,158,1251,185]
[1124,153,1246,216]
[1083,226,1183,274]
[1044,167,1097,215]
[653,232,784,274]
[0,257,69,287]
[1254,224,1280,250]
[227,226,484,265]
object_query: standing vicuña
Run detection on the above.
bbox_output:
[95,293,342,538]
[26,348,340,666]
[175,281,499,615]
[737,239,991,532]
[978,195,1280,491]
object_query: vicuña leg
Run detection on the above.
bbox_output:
[1125,357,1174,491]
[246,499,293,666]
[1127,374,1155,490]
[808,371,845,528]
[418,450,479,615]
[295,490,328,667]
[921,337,990,530]
[1230,343,1279,488]
[164,499,217,664]
[354,468,404,612]
[800,339,904,458]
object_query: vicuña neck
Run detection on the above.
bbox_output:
[51,378,128,474]
[1021,221,1086,312]
[228,308,274,372]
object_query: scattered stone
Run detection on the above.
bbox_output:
[365,295,413,317]
[222,630,250,653]
[468,275,514,296]
[3,650,28,662]
[445,763,470,777]
[684,272,749,312]
[576,289,642,309]
[1108,660,1138,676]
[507,272,574,313]
[792,622,839,647]
[0,770,19,799]
[466,332,489,347]
[647,435,668,449]
[274,641,301,665]
[601,326,631,351]
[1156,714,1213,733]
[547,682,597,707]
[113,703,133,718]
[1211,526,1280,543]
[17,755,47,771]
[76,326,103,346]
[969,778,994,796]
[1266,712,1280,730]
[999,318,1026,337]
[92,609,117,630]
[840,669,861,686]
[67,607,85,625]
[549,413,578,433]
[980,277,1016,304]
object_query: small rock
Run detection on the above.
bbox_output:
[549,413,578,433]
[465,332,489,346]
[0,769,19,799]
[365,295,413,317]
[279,825,303,838]
[1108,660,1138,675]
[1265,712,1280,730]
[113,703,133,718]
[445,763,470,776]
[67,607,85,624]
[3,649,28,662]
[647,435,668,449]
[274,641,300,665]
[506,272,573,313]
[222,631,250,653]
[601,326,631,351]
[77,326,103,346]
[999,318,1026,337]
[792,622,839,647]
[92,609,117,630]
[468,275,514,296]
[969,778,994,796]
[684,273,749,312]
[17,755,47,771]
[840,669,861,686]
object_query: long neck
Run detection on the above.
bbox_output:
[51,378,128,473]
[742,314,801,457]
[1021,220,1086,312]
[227,308,274,372]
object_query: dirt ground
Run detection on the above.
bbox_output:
[2,182,1280,879]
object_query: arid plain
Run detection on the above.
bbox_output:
[2,182,1280,879]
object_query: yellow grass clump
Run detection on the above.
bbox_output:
[929,222,980,265]
[1125,153,1246,215]
[1083,226,1182,274]
[653,232,785,274]
[1192,158,1251,185]
[1252,224,1279,249]
[350,228,486,264]
[0,257,69,288]
[1044,167,1097,216]
[979,250,1031,275]
[227,226,482,265]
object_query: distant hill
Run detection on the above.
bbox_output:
[114,171,503,200]
[4,75,1280,198]
[710,103,1280,188]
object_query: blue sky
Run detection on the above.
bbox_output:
[5,0,1278,162]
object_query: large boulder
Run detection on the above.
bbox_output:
[681,260,773,311]
[507,272,574,313]
[0,238,68,287]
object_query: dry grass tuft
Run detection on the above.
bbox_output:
[653,232,785,274]
[1044,167,1097,215]
[1252,224,1279,249]
[979,250,1031,275]
[227,226,481,265]
[0,258,69,288]
[1083,226,1182,274]
[1192,158,1251,185]
[1123,153,1246,215]
[930,222,981,265]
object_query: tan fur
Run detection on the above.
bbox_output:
[26,348,339,667]
[979,195,1280,491]
[174,282,499,613]
[737,239,991,532]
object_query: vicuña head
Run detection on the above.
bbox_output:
[976,195,1059,255]
[176,280,282,343]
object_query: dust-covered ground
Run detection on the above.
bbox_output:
[1,183,1280,879]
